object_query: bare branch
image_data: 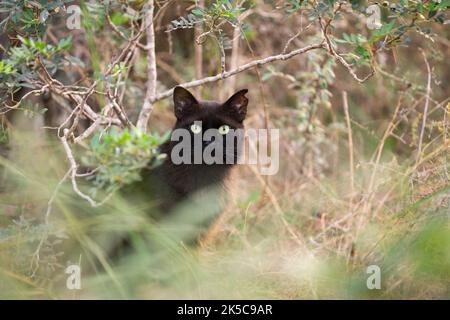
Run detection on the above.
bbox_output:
[342,91,355,200]
[319,4,375,83]
[157,57,186,83]
[214,32,226,74]
[136,0,157,131]
[1,85,49,114]
[152,43,324,102]
[364,93,405,216]
[60,129,114,207]
[30,169,70,277]
[282,15,314,54]
[194,0,205,96]
[74,117,103,144]
[416,49,432,164]
[224,24,241,98]
[61,130,99,207]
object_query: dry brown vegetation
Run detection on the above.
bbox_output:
[0,0,449,299]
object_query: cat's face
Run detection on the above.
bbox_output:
[171,86,248,165]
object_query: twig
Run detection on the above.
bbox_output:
[60,129,113,207]
[30,169,71,277]
[342,91,355,199]
[156,57,186,83]
[319,4,375,83]
[240,21,270,132]
[61,130,97,207]
[225,21,241,97]
[194,0,205,96]
[382,15,418,50]
[151,43,324,102]
[110,97,134,129]
[416,49,432,164]
[136,0,157,131]
[363,92,404,218]
[282,17,314,54]
[1,85,49,114]
[214,32,226,74]
[247,164,306,248]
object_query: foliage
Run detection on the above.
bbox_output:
[0,0,72,34]
[81,128,168,196]
[0,36,72,103]
[167,0,248,61]
[168,0,245,32]
[263,48,338,175]
[285,0,450,66]
[0,0,449,300]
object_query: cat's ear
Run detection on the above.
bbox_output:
[173,86,199,119]
[223,89,248,122]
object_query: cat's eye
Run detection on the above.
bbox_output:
[218,125,230,135]
[190,123,202,134]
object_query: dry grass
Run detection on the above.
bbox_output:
[3,82,449,299]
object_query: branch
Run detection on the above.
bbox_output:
[151,43,324,102]
[194,0,205,96]
[61,130,99,207]
[319,4,375,83]
[30,169,70,277]
[342,91,354,200]
[60,129,114,207]
[136,0,157,131]
[416,49,432,164]
[225,24,241,97]
[1,85,49,114]
[282,18,314,54]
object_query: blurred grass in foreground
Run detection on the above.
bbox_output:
[0,125,448,300]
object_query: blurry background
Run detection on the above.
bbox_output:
[0,0,449,299]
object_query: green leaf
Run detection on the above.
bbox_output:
[192,8,204,17]
[111,12,128,25]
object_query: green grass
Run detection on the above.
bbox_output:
[0,123,448,299]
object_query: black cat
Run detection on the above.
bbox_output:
[120,86,249,245]
[152,86,248,207]
[60,87,249,277]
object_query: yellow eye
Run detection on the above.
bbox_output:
[218,125,230,135]
[190,123,202,134]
